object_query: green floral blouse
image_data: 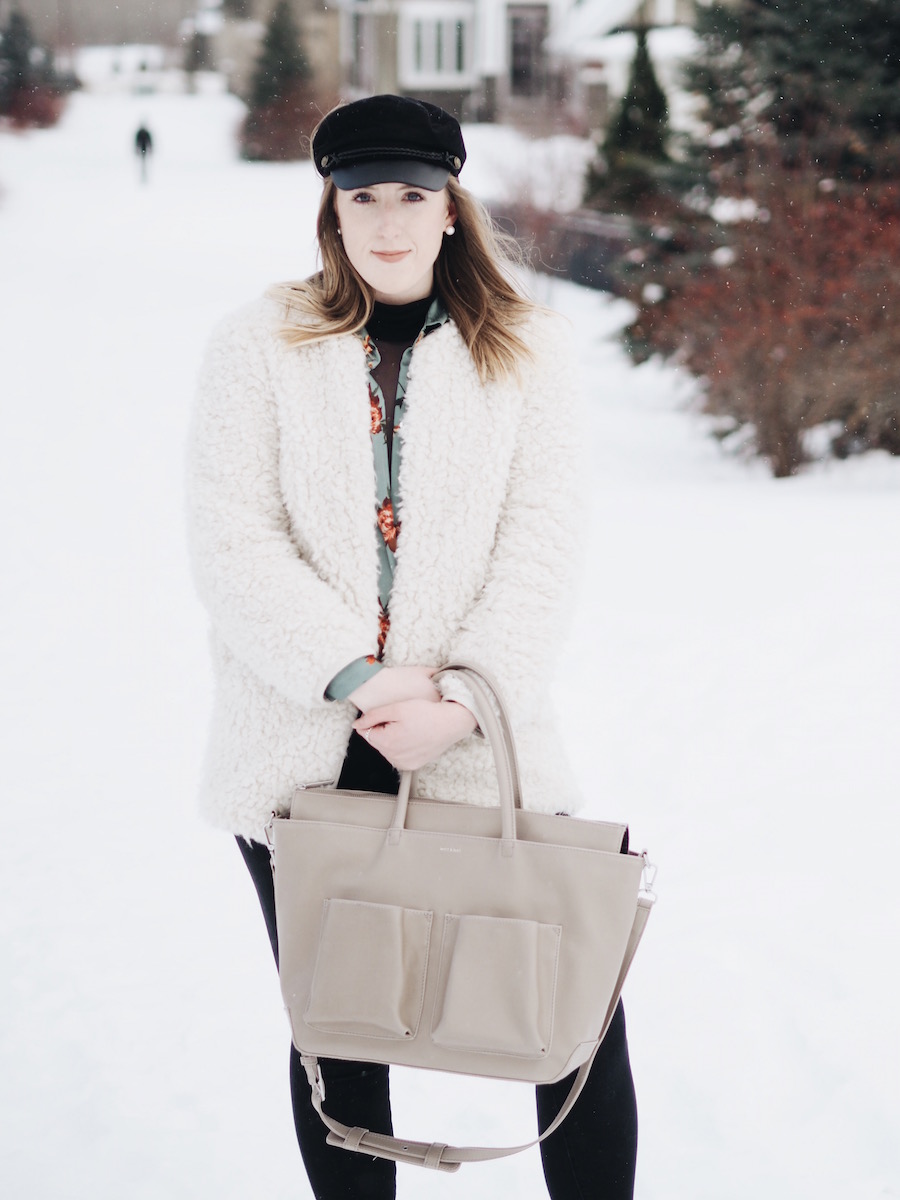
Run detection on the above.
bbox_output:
[325,295,448,701]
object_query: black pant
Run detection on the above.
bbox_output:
[238,733,637,1198]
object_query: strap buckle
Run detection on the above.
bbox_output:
[301,1055,325,1103]
[640,851,658,903]
[263,811,276,851]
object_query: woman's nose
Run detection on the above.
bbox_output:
[377,201,403,237]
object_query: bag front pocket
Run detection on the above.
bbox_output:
[431,914,561,1058]
[305,899,433,1039]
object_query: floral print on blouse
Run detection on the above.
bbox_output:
[324,295,448,701]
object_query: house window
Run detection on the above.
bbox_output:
[409,19,465,76]
[400,3,476,88]
[508,5,549,97]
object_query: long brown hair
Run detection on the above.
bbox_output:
[269,177,537,382]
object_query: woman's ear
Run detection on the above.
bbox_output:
[445,198,458,232]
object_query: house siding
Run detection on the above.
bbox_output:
[2,0,197,46]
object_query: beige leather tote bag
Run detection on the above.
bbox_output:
[270,664,656,1172]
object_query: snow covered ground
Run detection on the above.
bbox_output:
[1,90,899,1199]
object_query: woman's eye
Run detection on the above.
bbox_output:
[351,192,373,203]
[403,191,425,202]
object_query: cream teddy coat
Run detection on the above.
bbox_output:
[187,294,584,841]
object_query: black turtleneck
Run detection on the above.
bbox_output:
[366,295,435,464]
[366,294,434,344]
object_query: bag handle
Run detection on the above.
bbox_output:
[391,663,522,852]
[436,661,525,809]
[301,896,653,1172]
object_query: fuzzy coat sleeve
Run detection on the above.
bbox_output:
[439,311,586,725]
[186,303,374,707]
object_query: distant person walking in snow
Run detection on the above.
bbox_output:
[187,95,638,1199]
[134,124,152,182]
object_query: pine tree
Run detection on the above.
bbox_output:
[681,2,751,158]
[853,0,900,141]
[248,0,310,111]
[686,0,900,179]
[0,9,38,112]
[748,0,900,145]
[583,25,693,218]
[240,1,318,161]
[605,26,669,164]
[0,8,64,126]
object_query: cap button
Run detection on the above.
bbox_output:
[321,154,331,168]
[452,156,462,170]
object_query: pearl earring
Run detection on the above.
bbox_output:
[445,225,455,236]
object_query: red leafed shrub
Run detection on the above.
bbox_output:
[5,85,65,128]
[0,7,68,130]
[239,81,335,162]
[626,170,900,476]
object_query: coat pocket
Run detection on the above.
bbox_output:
[431,914,561,1058]
[304,899,433,1039]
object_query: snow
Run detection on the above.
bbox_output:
[72,45,228,95]
[554,23,699,68]
[2,90,899,1200]
[461,123,596,212]
[549,0,646,50]
[709,195,761,224]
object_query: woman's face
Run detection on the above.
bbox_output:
[333,182,456,305]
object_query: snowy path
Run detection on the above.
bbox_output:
[1,92,898,1199]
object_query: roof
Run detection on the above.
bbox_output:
[548,0,647,54]
[558,23,699,65]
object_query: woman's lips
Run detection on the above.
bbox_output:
[372,250,410,262]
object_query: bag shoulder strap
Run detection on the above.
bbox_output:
[300,897,653,1173]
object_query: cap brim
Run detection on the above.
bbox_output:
[330,159,451,191]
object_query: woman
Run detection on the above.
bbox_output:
[188,94,637,1199]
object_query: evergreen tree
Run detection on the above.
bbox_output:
[248,0,310,111]
[686,0,900,179]
[748,0,900,146]
[681,2,750,157]
[0,8,64,125]
[852,0,900,141]
[240,1,317,161]
[605,26,669,163]
[583,26,696,218]
[0,9,38,112]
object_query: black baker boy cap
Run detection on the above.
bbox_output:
[313,94,466,191]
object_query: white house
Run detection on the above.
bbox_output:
[336,0,579,120]
[335,0,699,124]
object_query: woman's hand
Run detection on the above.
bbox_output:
[348,665,440,712]
[353,699,477,771]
